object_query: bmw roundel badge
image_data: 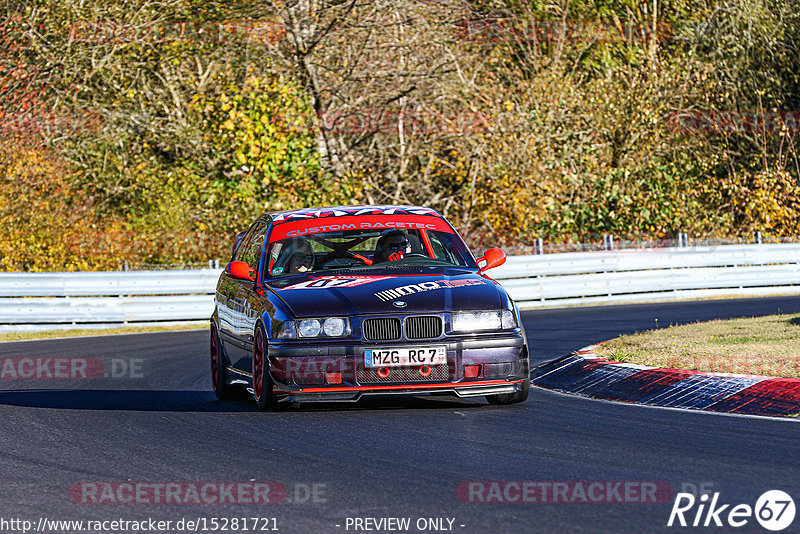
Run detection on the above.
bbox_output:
[393,301,407,308]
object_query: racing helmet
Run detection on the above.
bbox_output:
[272,236,315,274]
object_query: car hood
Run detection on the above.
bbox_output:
[266,269,505,317]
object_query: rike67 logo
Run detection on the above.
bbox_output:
[668,490,795,531]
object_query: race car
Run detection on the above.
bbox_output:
[209,205,530,410]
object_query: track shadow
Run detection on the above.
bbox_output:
[0,389,252,412]
[0,389,490,412]
[789,317,800,326]
[289,394,486,412]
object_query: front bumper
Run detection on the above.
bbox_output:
[276,380,527,403]
[265,333,527,402]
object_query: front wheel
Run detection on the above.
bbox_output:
[252,323,282,411]
[210,324,236,401]
[486,361,530,405]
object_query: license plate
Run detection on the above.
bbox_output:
[364,346,446,368]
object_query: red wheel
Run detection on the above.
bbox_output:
[211,326,220,390]
[210,324,236,400]
[253,327,266,402]
[252,323,281,411]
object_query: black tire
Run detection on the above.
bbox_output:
[252,323,283,411]
[486,360,530,405]
[210,324,237,401]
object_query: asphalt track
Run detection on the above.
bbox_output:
[1,296,800,534]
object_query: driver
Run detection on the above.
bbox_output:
[373,230,411,263]
[287,237,315,273]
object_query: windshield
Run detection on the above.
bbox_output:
[266,216,476,276]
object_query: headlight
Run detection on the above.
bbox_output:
[452,311,501,332]
[299,319,321,337]
[501,309,518,329]
[323,317,347,336]
[452,310,517,332]
[277,318,351,339]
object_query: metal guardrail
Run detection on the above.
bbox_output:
[492,244,800,307]
[0,244,798,331]
[0,269,222,332]
[0,269,221,297]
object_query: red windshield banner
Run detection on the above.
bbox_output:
[268,215,453,242]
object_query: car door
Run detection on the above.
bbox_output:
[228,220,269,371]
[217,222,258,368]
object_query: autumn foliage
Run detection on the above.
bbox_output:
[1,0,799,270]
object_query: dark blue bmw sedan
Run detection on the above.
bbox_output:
[210,205,529,410]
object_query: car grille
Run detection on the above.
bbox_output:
[405,315,442,340]
[357,364,450,384]
[362,318,401,341]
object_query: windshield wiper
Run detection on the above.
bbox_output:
[317,267,379,274]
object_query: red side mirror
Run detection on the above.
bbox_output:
[476,248,506,272]
[226,261,255,282]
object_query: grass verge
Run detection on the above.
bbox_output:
[0,323,207,343]
[593,313,800,378]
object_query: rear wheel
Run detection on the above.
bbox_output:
[486,360,530,405]
[210,324,236,401]
[252,323,282,411]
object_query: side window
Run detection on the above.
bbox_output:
[427,231,472,266]
[233,224,257,262]
[230,231,247,260]
[427,232,451,261]
[235,222,268,271]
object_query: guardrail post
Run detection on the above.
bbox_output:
[603,235,614,251]
[534,238,544,255]
[678,232,688,247]
[755,231,762,244]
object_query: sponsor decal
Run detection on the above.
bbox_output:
[269,215,452,241]
[282,275,391,290]
[271,206,437,223]
[374,279,485,301]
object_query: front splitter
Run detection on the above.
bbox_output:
[276,380,524,403]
